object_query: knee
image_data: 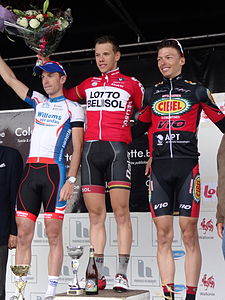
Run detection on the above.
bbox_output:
[46,228,62,247]
[157,229,173,248]
[113,207,130,225]
[182,229,198,249]
[17,227,33,246]
[89,210,106,226]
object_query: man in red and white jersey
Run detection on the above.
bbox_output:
[63,35,144,292]
[0,57,84,299]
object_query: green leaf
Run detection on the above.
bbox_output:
[47,11,54,17]
[43,0,49,14]
[13,9,25,16]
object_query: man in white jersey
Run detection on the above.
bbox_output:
[0,56,84,300]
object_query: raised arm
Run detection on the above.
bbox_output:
[0,56,29,100]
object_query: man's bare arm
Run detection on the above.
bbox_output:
[0,56,29,100]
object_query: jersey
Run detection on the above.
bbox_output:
[63,68,144,144]
[25,90,85,164]
[138,75,225,159]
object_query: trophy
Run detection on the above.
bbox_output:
[67,245,84,295]
[10,265,30,300]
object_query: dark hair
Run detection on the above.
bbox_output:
[94,35,120,53]
[157,39,184,57]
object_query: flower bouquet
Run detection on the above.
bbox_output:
[0,0,73,57]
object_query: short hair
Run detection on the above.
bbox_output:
[157,39,184,57]
[94,35,120,53]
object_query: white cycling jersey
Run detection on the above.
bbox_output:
[25,91,85,164]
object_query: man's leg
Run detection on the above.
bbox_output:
[153,215,175,300]
[110,188,132,292]
[179,216,202,300]
[84,193,107,288]
[44,218,63,298]
[13,217,35,298]
[0,245,8,300]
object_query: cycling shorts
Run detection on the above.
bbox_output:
[149,158,200,218]
[16,163,66,221]
[81,141,131,194]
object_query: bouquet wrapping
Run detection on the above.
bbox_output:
[0,1,73,57]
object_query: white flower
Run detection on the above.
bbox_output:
[17,17,28,28]
[36,14,44,22]
[25,10,40,16]
[57,17,69,31]
[29,18,41,29]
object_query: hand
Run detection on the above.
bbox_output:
[59,180,74,201]
[145,157,152,176]
[36,53,50,65]
[216,223,224,239]
[8,234,17,249]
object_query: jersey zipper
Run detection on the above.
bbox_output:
[99,74,109,140]
[169,79,173,158]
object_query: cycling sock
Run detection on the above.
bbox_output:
[117,254,130,277]
[45,276,59,297]
[95,254,104,279]
[163,283,174,300]
[185,286,197,300]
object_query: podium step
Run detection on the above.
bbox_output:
[54,289,150,300]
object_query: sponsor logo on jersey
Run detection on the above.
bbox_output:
[193,175,201,202]
[153,98,191,116]
[86,87,130,111]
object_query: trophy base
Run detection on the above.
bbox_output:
[67,289,84,295]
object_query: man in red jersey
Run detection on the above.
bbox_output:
[63,35,144,292]
[133,39,225,300]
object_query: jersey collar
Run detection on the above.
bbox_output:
[49,95,66,102]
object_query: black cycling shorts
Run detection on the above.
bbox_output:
[16,163,66,221]
[149,158,201,218]
[81,141,131,194]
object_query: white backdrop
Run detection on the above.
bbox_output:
[5,92,225,300]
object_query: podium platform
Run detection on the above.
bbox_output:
[54,289,150,300]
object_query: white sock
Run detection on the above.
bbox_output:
[14,275,27,296]
[45,276,59,297]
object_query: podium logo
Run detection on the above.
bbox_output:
[33,220,48,245]
[131,256,159,287]
[30,293,45,300]
[69,217,90,243]
[201,274,215,290]
[172,250,185,260]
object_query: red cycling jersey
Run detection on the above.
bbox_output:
[64,68,144,144]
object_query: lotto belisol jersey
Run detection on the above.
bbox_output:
[24,90,85,164]
[63,68,144,144]
[138,75,225,159]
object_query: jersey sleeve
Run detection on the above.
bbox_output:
[63,78,88,102]
[24,90,48,108]
[197,86,225,132]
[131,77,144,111]
[67,101,85,127]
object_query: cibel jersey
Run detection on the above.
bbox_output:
[63,68,144,144]
[138,75,225,159]
[24,90,85,164]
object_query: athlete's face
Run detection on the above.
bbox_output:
[157,47,185,79]
[95,42,121,73]
[41,71,66,97]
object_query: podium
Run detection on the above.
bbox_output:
[54,289,150,300]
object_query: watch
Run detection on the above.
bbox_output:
[66,176,77,184]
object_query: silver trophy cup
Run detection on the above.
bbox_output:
[67,245,84,295]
